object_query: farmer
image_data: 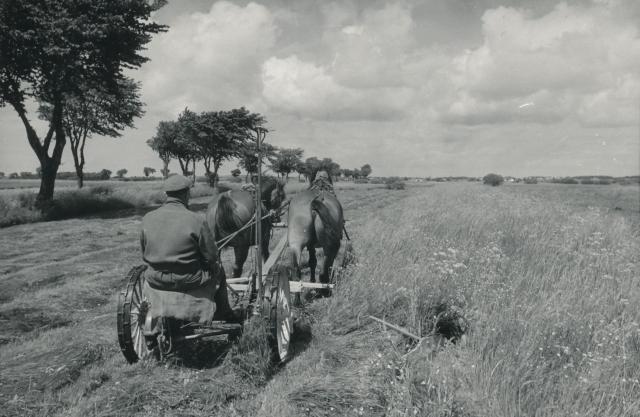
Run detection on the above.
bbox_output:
[140,174,239,322]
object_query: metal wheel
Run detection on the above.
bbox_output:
[117,265,156,363]
[262,264,293,362]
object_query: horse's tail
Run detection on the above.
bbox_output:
[311,196,342,245]
[215,193,244,235]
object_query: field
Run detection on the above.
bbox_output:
[0,182,638,416]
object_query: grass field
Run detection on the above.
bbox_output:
[0,182,638,416]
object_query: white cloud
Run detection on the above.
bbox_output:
[261,55,412,120]
[577,74,640,127]
[140,1,276,117]
[438,2,640,126]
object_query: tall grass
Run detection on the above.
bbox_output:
[312,182,640,416]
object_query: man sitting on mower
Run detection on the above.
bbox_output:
[139,174,239,322]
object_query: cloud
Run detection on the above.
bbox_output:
[577,74,640,127]
[261,55,412,121]
[325,3,415,89]
[437,2,640,126]
[140,1,276,118]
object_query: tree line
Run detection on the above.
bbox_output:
[147,108,373,184]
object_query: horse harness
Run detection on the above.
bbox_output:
[309,178,351,241]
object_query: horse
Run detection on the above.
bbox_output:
[287,170,344,293]
[205,177,286,277]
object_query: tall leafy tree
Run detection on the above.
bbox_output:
[239,142,276,182]
[39,80,143,188]
[147,121,180,179]
[361,163,372,178]
[302,157,322,181]
[270,148,304,180]
[0,0,165,201]
[174,108,202,177]
[316,157,341,181]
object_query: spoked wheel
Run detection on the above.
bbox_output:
[117,265,157,363]
[262,264,293,362]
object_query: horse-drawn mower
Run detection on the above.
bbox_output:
[117,130,353,364]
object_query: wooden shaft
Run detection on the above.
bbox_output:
[368,315,423,341]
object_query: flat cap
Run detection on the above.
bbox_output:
[163,174,192,192]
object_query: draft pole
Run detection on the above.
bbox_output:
[253,127,267,316]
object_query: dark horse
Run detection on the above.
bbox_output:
[288,170,344,289]
[205,177,286,277]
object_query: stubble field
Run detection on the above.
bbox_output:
[0,181,638,416]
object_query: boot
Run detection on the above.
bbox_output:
[213,271,245,323]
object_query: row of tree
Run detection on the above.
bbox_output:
[147,108,265,184]
[147,108,373,184]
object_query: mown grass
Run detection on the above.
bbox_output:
[0,185,402,417]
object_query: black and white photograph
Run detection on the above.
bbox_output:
[0,0,639,415]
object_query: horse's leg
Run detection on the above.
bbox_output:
[290,245,303,281]
[307,245,317,283]
[319,244,339,297]
[232,244,249,278]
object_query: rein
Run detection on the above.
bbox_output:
[215,199,290,251]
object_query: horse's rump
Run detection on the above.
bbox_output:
[311,196,342,246]
[209,192,253,239]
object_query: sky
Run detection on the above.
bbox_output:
[1,0,639,178]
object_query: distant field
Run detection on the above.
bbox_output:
[0,182,638,416]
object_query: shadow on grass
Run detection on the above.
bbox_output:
[162,315,314,374]
[82,201,210,220]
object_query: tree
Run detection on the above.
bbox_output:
[239,142,276,182]
[0,0,165,201]
[231,168,241,177]
[361,164,372,178]
[483,173,504,186]
[270,148,303,180]
[182,108,266,186]
[99,169,112,180]
[143,167,156,177]
[320,158,341,180]
[39,80,143,188]
[116,169,128,178]
[294,160,307,181]
[301,157,322,181]
[9,173,18,179]
[0,172,4,179]
[173,108,202,177]
[148,121,180,179]
[341,168,354,181]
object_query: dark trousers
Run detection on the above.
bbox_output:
[212,267,234,319]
